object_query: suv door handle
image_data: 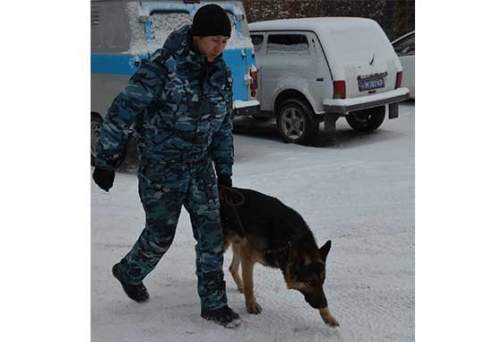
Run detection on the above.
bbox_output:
[316,78,324,82]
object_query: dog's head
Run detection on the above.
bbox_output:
[284,240,332,309]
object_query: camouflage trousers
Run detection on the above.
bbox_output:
[116,158,227,311]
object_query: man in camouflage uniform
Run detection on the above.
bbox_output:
[92,4,240,328]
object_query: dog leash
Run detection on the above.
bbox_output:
[219,185,247,236]
[219,185,245,207]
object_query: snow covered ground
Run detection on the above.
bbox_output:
[92,102,414,342]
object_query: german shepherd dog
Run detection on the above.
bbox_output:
[219,187,339,327]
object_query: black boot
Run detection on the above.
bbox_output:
[201,305,241,328]
[112,263,149,303]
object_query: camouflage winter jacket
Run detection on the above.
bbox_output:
[95,25,234,176]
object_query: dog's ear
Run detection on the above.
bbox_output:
[319,240,332,260]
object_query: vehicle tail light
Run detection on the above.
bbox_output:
[333,80,346,99]
[395,71,403,89]
[249,65,258,98]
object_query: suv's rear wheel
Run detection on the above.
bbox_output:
[346,106,385,132]
[91,113,103,165]
[276,99,318,144]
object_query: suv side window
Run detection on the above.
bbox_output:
[267,34,309,54]
[250,34,264,52]
[394,35,415,56]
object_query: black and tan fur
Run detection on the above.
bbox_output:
[220,187,339,327]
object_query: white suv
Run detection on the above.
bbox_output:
[249,17,410,144]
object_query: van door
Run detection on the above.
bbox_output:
[306,31,333,113]
[91,0,133,117]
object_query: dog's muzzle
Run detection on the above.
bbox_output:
[304,291,327,309]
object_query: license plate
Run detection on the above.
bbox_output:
[358,77,385,91]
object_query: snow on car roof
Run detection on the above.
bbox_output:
[249,17,395,81]
[249,17,377,34]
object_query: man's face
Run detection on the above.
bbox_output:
[193,36,229,62]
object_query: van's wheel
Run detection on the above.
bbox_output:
[276,99,318,144]
[346,106,385,132]
[91,113,103,165]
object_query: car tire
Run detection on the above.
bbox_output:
[276,99,318,144]
[346,106,386,132]
[91,113,103,166]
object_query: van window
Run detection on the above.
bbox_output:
[150,11,192,44]
[91,2,130,53]
[237,16,251,38]
[250,34,264,52]
[149,9,249,50]
[267,34,309,54]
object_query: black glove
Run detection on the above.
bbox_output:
[93,167,115,192]
[217,174,232,188]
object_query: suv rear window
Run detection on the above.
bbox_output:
[267,34,309,54]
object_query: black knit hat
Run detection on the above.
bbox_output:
[191,4,232,37]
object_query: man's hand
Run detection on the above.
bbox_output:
[93,168,115,192]
[217,174,232,188]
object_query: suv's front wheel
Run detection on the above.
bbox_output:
[346,106,385,132]
[276,99,318,144]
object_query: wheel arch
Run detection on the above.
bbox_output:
[274,89,315,116]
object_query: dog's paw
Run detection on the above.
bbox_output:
[324,316,339,328]
[319,307,339,328]
[246,301,262,314]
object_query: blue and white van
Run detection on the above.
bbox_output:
[91,0,259,158]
